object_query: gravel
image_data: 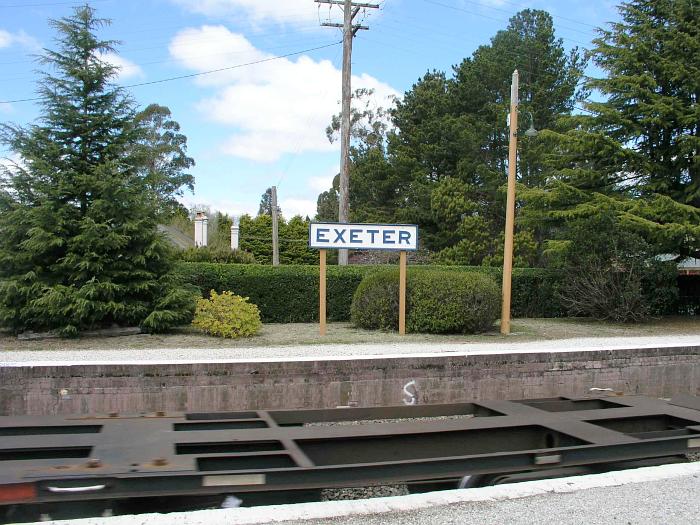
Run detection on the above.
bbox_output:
[285,474,700,525]
[2,334,699,363]
[321,485,410,501]
[305,414,474,427]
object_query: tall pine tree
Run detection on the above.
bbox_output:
[520,0,700,261]
[0,6,194,335]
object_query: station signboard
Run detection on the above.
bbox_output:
[308,223,418,251]
[308,222,418,337]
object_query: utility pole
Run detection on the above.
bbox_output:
[271,186,280,266]
[317,0,378,265]
[501,70,519,335]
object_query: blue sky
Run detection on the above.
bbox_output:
[0,0,620,219]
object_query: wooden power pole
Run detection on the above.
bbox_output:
[501,70,519,335]
[271,185,280,266]
[317,0,378,265]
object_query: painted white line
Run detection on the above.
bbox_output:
[2,339,698,367]
[36,462,700,525]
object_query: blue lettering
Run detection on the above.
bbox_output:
[383,230,396,244]
[316,228,329,243]
[333,228,346,243]
[398,230,411,245]
[349,229,362,243]
[367,229,380,243]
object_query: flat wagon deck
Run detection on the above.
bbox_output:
[1,394,699,522]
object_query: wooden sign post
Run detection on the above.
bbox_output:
[319,249,326,336]
[399,250,407,335]
[309,223,419,336]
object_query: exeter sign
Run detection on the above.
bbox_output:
[308,222,419,337]
[309,223,418,251]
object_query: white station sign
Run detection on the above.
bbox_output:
[309,223,418,251]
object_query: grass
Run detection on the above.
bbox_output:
[0,317,697,352]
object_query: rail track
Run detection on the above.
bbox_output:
[1,394,699,522]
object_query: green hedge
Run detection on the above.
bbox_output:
[172,262,566,323]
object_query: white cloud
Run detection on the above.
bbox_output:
[172,0,323,27]
[280,198,317,219]
[0,30,11,48]
[169,25,399,163]
[100,52,144,81]
[0,29,40,50]
[181,195,258,218]
[308,173,336,193]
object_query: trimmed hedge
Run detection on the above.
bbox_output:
[351,269,499,333]
[172,262,566,323]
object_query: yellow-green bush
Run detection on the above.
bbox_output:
[192,290,262,338]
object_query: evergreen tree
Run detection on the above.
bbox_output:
[0,6,194,335]
[371,10,585,260]
[521,0,700,260]
[315,175,339,222]
[588,0,700,207]
[131,103,195,219]
[258,187,281,217]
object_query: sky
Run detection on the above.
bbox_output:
[0,0,621,219]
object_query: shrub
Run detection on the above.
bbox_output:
[350,270,400,330]
[351,269,500,334]
[555,212,679,323]
[176,246,257,264]
[408,271,500,333]
[192,290,262,338]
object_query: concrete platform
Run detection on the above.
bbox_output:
[1,337,698,416]
[34,461,700,525]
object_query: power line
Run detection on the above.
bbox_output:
[454,0,598,36]
[0,41,342,104]
[0,0,110,8]
[421,0,592,49]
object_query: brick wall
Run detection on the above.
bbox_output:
[1,345,698,416]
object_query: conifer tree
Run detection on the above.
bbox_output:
[0,6,194,335]
[589,0,700,207]
[520,0,700,260]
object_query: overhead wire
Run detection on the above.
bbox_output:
[0,0,111,8]
[0,40,342,104]
[420,0,593,49]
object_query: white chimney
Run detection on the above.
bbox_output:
[230,216,240,250]
[194,212,208,247]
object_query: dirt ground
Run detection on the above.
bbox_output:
[0,317,697,351]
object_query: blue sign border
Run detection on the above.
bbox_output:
[308,222,420,252]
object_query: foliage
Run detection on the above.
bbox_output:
[326,87,393,150]
[176,246,256,264]
[350,270,399,330]
[258,187,282,217]
[555,212,678,322]
[315,9,586,264]
[239,213,316,265]
[0,6,193,335]
[408,271,500,333]
[207,211,234,251]
[588,0,700,210]
[131,104,195,219]
[174,262,569,323]
[521,0,700,261]
[316,178,339,222]
[192,290,261,338]
[351,269,499,334]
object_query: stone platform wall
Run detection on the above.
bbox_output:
[1,345,698,416]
